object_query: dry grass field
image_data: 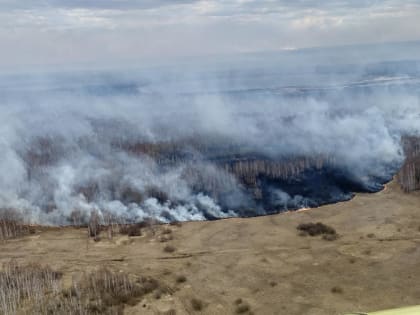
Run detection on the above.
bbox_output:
[1,180,420,315]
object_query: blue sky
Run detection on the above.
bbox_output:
[0,0,419,68]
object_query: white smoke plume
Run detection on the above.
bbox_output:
[0,44,419,225]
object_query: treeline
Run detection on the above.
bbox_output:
[0,261,160,315]
[121,139,336,188]
[21,137,338,210]
[221,156,335,187]
[182,162,239,198]
[397,136,420,192]
[0,209,31,241]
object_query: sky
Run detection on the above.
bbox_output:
[0,0,420,69]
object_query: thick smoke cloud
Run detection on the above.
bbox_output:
[0,47,419,225]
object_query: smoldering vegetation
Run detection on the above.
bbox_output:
[0,45,419,225]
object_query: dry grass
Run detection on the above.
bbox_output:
[322,233,339,241]
[0,180,418,315]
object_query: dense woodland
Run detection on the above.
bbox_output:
[23,137,336,202]
[124,140,336,194]
[11,135,420,225]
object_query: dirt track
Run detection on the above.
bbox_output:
[1,180,420,315]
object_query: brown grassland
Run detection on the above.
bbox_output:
[1,180,420,315]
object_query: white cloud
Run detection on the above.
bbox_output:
[0,0,419,68]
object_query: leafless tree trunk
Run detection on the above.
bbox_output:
[397,136,420,192]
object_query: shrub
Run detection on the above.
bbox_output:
[297,222,337,238]
[159,234,174,242]
[163,245,176,253]
[119,224,142,237]
[235,303,250,314]
[162,228,172,235]
[140,276,160,295]
[191,298,204,311]
[154,289,162,299]
[331,286,343,294]
[176,275,187,283]
[234,299,251,314]
[169,221,182,227]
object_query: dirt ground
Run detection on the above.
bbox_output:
[1,180,420,315]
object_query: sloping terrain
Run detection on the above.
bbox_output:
[1,180,419,315]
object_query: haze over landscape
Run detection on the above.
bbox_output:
[0,1,420,315]
[1,46,420,224]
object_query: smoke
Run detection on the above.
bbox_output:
[0,46,419,225]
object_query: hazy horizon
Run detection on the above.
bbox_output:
[1,0,420,70]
